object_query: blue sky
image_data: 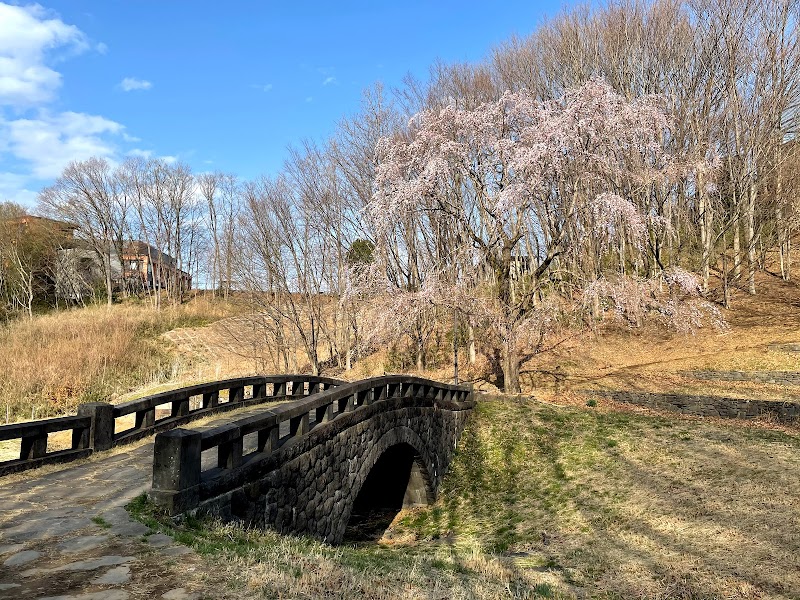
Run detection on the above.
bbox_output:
[0,1,568,207]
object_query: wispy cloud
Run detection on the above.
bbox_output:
[322,76,337,86]
[305,96,313,103]
[0,3,89,106]
[128,148,152,159]
[4,110,124,178]
[119,77,152,92]
[251,83,273,92]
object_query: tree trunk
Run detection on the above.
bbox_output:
[746,181,757,295]
[104,253,113,306]
[502,335,521,394]
[468,324,476,365]
[732,212,741,280]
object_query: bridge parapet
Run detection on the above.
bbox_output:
[150,376,474,543]
[0,374,343,477]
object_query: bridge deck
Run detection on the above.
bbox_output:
[0,401,293,599]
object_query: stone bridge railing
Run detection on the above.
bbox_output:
[0,375,343,477]
[150,375,474,542]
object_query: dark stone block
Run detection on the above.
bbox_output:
[77,402,114,451]
[151,428,202,515]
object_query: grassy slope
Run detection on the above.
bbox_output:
[525,272,800,401]
[0,295,240,422]
[130,394,800,599]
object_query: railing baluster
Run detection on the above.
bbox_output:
[258,426,279,453]
[229,386,244,405]
[315,403,333,423]
[172,396,190,418]
[20,434,47,460]
[289,413,309,437]
[338,395,354,413]
[203,390,219,408]
[135,408,155,430]
[219,437,243,469]
[72,422,90,450]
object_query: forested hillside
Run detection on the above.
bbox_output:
[2,0,797,396]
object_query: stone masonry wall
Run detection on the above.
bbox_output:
[196,401,471,544]
[602,390,800,422]
[681,370,800,386]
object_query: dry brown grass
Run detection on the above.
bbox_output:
[0,295,237,423]
[505,272,800,401]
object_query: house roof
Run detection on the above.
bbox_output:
[4,214,78,232]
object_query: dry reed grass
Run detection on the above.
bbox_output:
[513,272,800,401]
[0,295,235,423]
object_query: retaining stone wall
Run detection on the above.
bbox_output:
[601,390,800,422]
[681,370,800,386]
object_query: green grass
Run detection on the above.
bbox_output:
[127,395,800,599]
[91,515,112,529]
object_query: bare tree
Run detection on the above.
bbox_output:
[39,158,128,306]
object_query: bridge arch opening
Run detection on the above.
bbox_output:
[343,442,432,542]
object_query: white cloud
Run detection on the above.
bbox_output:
[0,3,88,106]
[322,76,336,86]
[127,148,152,158]
[0,3,175,207]
[0,172,38,205]
[126,149,179,164]
[119,77,152,92]
[2,111,124,178]
[251,83,273,92]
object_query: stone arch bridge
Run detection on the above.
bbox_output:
[150,375,474,544]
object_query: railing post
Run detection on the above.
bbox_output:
[229,386,244,405]
[203,390,219,409]
[258,425,279,452]
[252,382,266,400]
[77,402,114,451]
[19,433,47,460]
[150,428,202,515]
[289,413,309,437]
[258,425,279,453]
[274,382,286,397]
